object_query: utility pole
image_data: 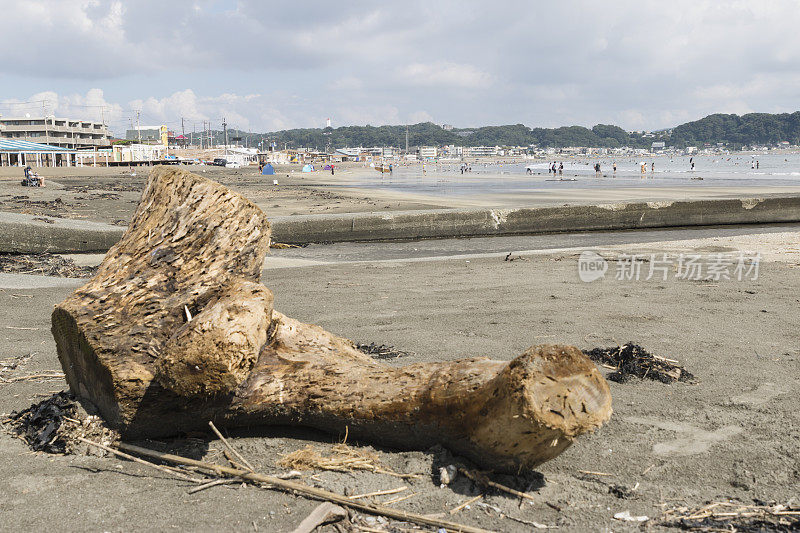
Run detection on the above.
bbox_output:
[192,123,196,148]
[222,117,228,157]
[136,110,141,144]
[43,101,49,146]
[405,125,409,154]
[181,117,185,148]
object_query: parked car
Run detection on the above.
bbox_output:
[213,158,227,167]
[225,161,241,169]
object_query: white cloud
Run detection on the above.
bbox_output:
[396,62,494,89]
[409,110,434,123]
[328,77,364,91]
[0,89,123,124]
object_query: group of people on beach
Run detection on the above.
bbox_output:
[549,161,564,175]
[460,163,473,174]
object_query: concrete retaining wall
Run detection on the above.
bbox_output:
[269,196,800,244]
[2,195,800,253]
[0,211,125,253]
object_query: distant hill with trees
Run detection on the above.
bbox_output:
[231,112,800,150]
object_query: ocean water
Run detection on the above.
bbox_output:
[340,153,800,197]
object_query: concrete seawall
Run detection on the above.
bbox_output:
[2,195,800,253]
[0,211,125,253]
[269,196,800,244]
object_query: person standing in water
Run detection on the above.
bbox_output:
[613,162,617,174]
[558,162,563,176]
[651,162,655,173]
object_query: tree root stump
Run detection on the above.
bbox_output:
[52,167,612,472]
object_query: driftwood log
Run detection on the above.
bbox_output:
[52,167,612,472]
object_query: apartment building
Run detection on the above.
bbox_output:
[419,146,438,158]
[0,116,111,149]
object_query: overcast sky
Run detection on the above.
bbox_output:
[2,0,800,136]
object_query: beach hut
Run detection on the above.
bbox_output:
[261,163,275,175]
[301,164,314,172]
[0,139,75,167]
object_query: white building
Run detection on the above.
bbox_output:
[0,116,110,149]
[419,146,438,159]
[442,145,463,156]
[465,146,499,157]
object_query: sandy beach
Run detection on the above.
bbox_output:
[1,165,799,532]
[1,223,799,531]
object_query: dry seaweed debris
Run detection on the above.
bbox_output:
[0,253,97,278]
[356,343,414,361]
[583,343,694,384]
[661,501,800,531]
[278,444,417,479]
[2,392,118,454]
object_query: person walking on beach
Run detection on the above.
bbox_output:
[651,162,655,173]
[594,163,601,176]
[330,164,335,175]
[756,160,759,169]
[558,162,563,176]
[613,162,617,174]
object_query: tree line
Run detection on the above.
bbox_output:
[224,112,800,150]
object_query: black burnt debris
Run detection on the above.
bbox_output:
[2,392,117,454]
[583,343,694,384]
[0,253,97,278]
[356,343,414,360]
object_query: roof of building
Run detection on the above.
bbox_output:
[0,139,72,152]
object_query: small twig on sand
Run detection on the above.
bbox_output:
[504,514,555,528]
[459,468,536,502]
[350,486,407,500]
[208,421,256,472]
[0,372,64,384]
[449,494,483,515]
[76,437,205,483]
[108,441,493,533]
[187,478,238,494]
[578,470,614,477]
[382,492,417,505]
[223,450,250,471]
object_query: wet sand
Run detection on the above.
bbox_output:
[3,164,800,225]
